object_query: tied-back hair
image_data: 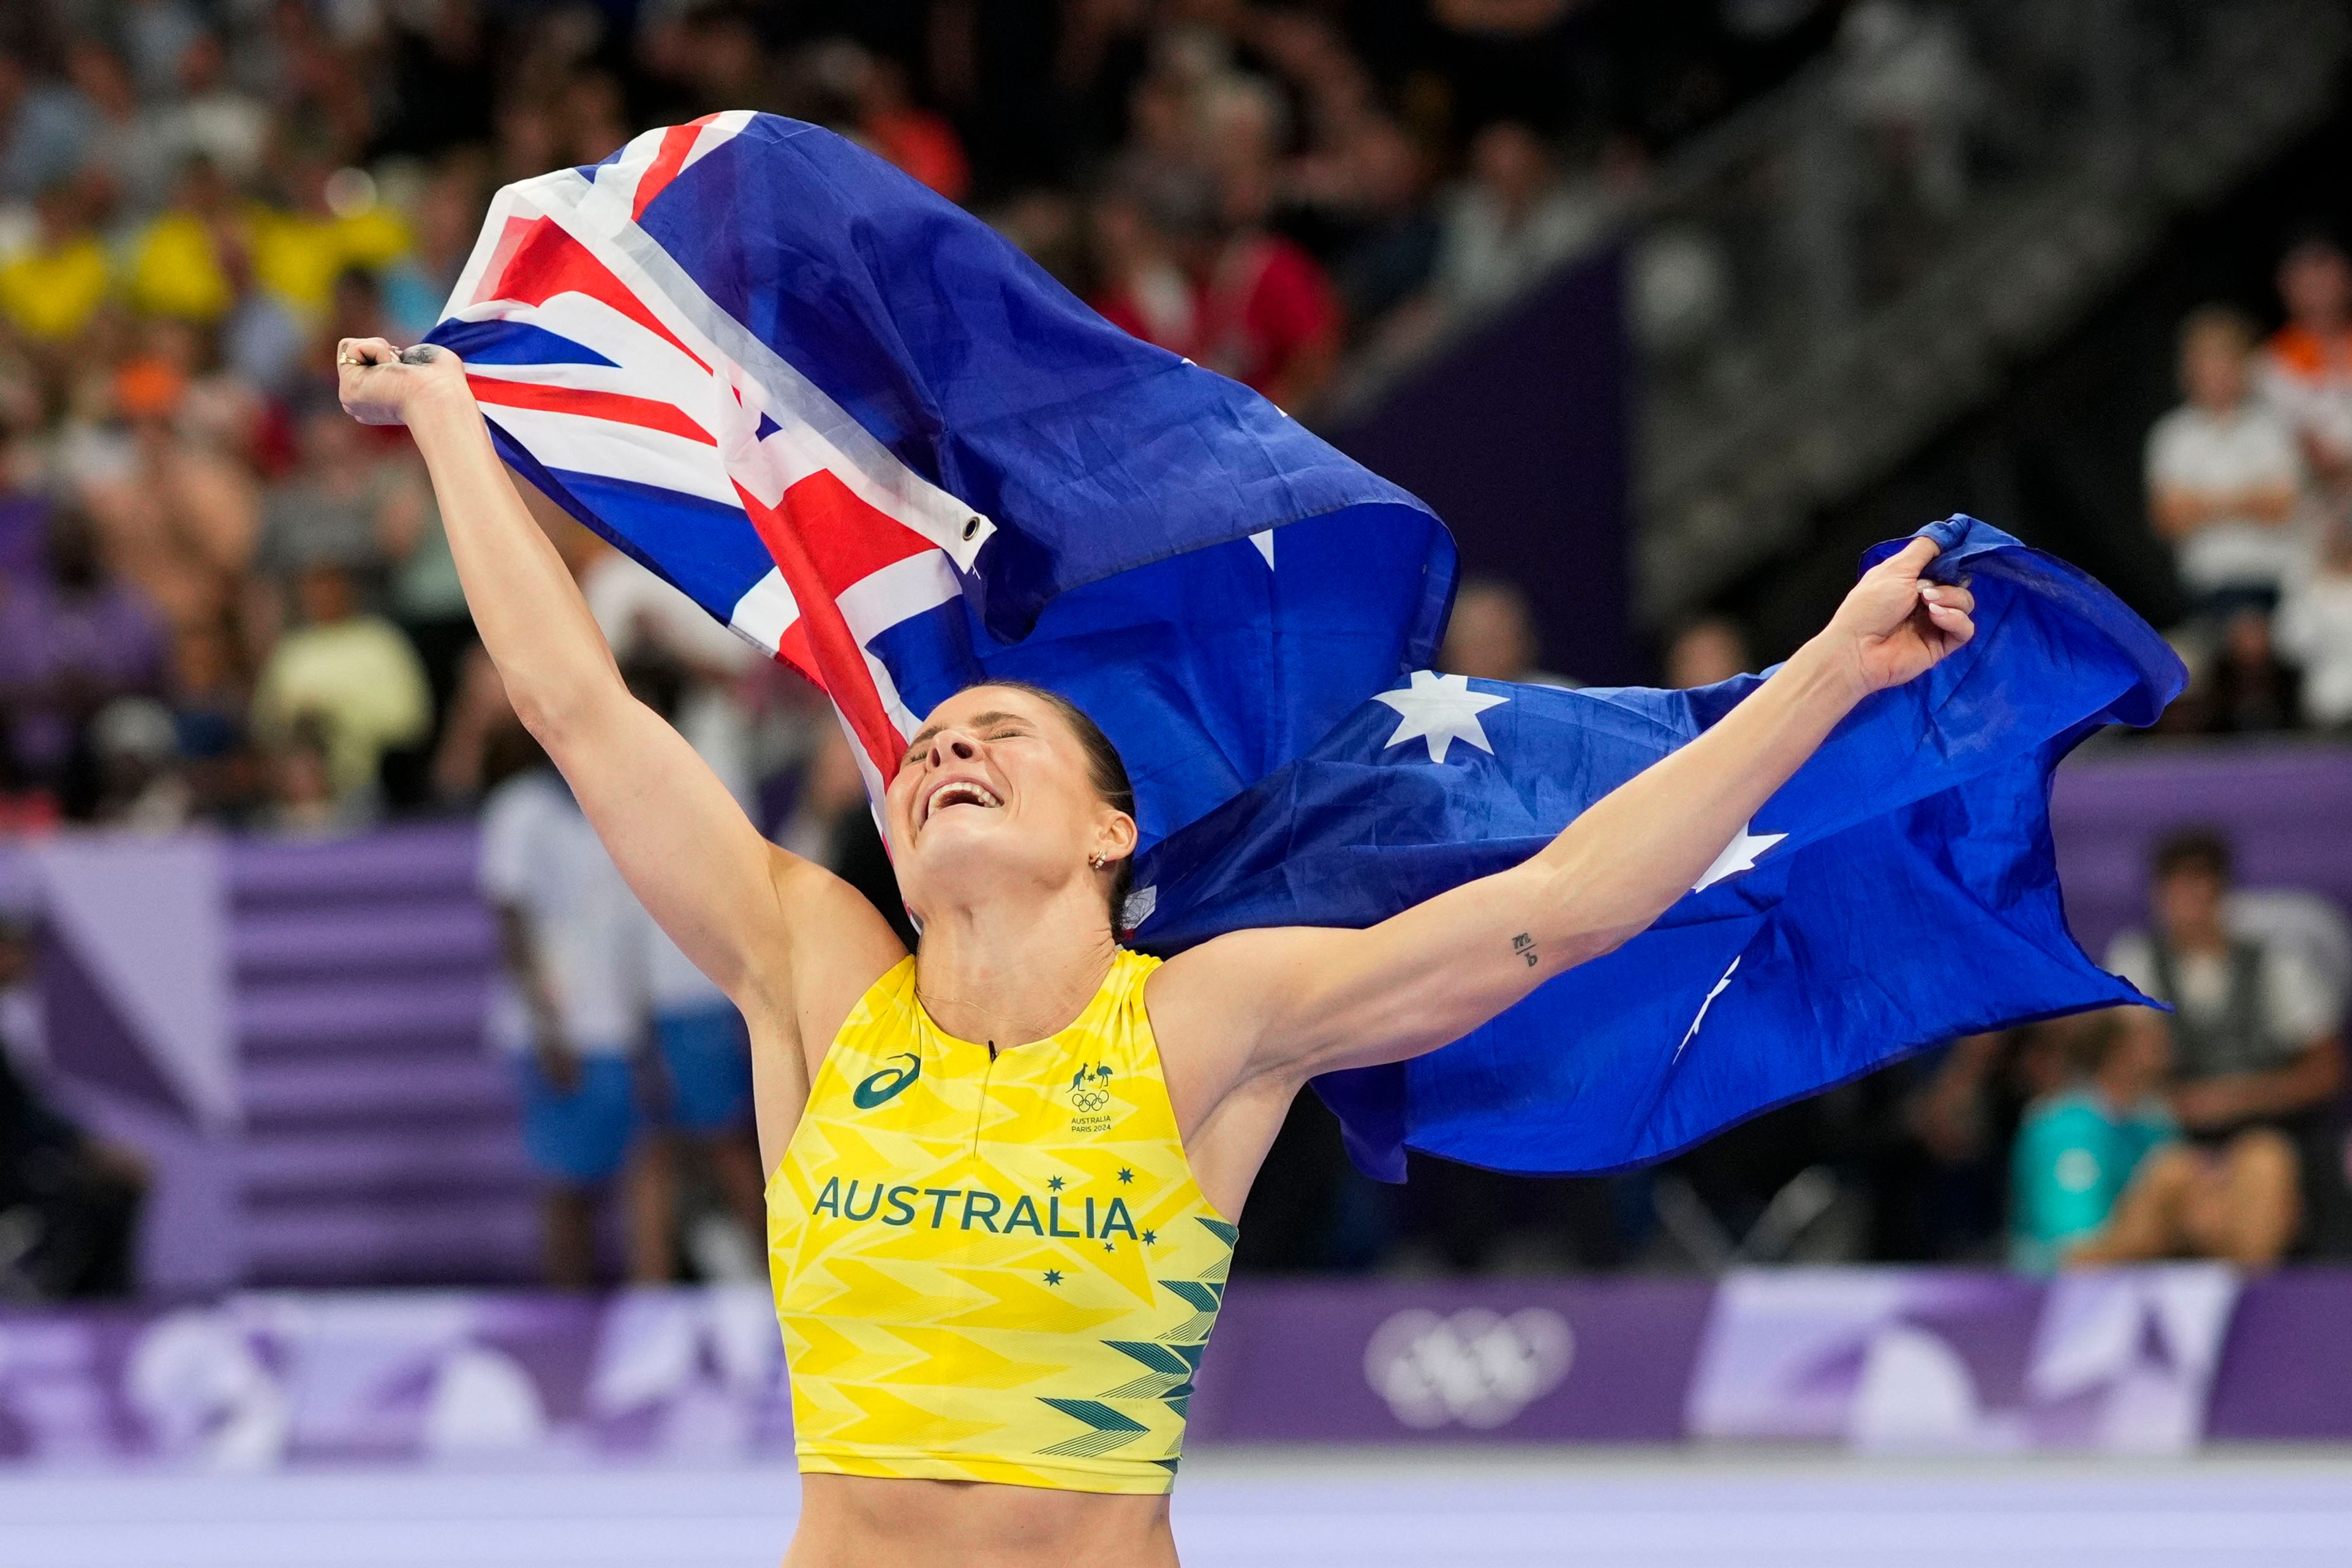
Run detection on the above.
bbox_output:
[968,680,1137,930]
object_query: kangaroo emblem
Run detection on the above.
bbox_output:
[1069,1063,1114,1112]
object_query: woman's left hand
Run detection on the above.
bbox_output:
[1814,535,1976,699]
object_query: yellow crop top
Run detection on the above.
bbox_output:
[767,949,1236,1494]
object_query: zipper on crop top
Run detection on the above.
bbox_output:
[973,1041,997,1156]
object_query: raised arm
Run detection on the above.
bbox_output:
[1155,535,1976,1101]
[335,339,905,1104]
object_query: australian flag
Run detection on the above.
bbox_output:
[429,115,2185,1181]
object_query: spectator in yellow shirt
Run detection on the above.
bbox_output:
[0,180,111,344]
[251,562,431,810]
[246,153,411,323]
[124,156,244,325]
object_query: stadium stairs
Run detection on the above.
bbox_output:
[226,824,537,1287]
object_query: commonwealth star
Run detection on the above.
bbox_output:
[1373,671,1508,764]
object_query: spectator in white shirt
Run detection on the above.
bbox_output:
[479,727,666,1289]
[605,646,767,1282]
[2276,507,2352,730]
[624,897,767,1282]
[1431,122,1607,321]
[2147,306,2308,616]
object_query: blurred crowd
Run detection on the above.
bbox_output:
[0,0,1844,839]
[2146,235,2352,736]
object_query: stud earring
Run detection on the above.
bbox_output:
[1088,853,1106,870]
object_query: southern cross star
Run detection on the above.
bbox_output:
[1373,671,1508,764]
[1042,1270,1063,1286]
[1673,956,1742,1063]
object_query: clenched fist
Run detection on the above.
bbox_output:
[336,336,472,427]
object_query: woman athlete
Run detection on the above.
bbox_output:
[338,336,1975,1567]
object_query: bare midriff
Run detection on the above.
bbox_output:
[783,1474,1178,1568]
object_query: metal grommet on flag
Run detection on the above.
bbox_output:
[963,517,982,541]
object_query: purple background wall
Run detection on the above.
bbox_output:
[9,825,527,1297]
[1330,249,1636,685]
[2049,742,2352,956]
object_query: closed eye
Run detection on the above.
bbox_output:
[900,711,1035,767]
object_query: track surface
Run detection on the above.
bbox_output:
[5,1450,2350,1566]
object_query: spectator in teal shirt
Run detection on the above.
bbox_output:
[2012,1009,2301,1270]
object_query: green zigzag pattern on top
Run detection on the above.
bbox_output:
[1196,1217,1237,1283]
[1098,1338,1207,1400]
[1158,1278,1224,1343]
[1037,1397,1152,1458]
[1029,1210,1238,1463]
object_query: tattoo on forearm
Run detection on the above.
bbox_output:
[1511,932,1537,968]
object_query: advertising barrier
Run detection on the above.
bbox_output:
[1194,1278,1710,1444]
[4,1268,2349,1470]
[1685,1265,2238,1454]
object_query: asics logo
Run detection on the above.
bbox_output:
[852,1052,922,1109]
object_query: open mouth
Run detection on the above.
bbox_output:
[922,778,1003,826]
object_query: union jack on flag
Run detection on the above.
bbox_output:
[433,116,2184,1183]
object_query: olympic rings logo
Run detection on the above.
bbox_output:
[1362,1308,1575,1430]
[1071,1086,1112,1112]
